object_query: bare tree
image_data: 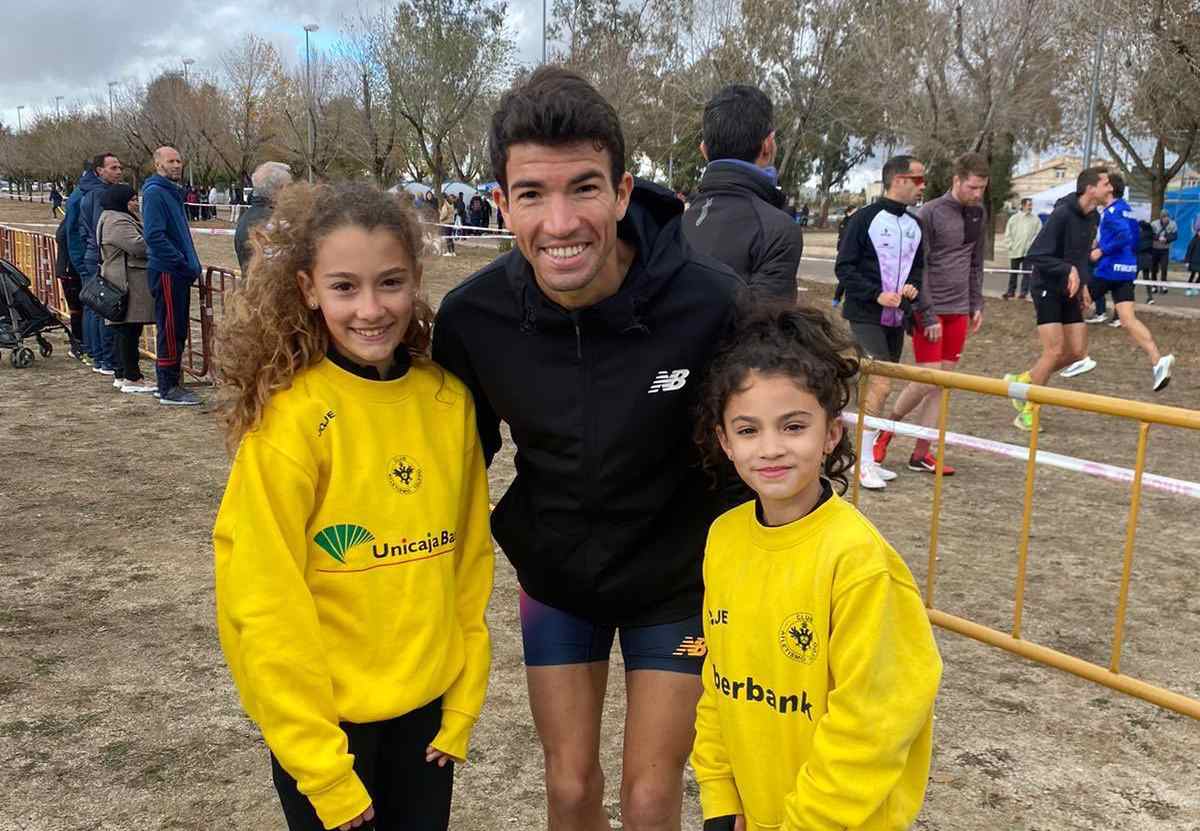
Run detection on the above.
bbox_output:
[380,0,514,194]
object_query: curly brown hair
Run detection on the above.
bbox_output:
[695,302,862,493]
[214,180,432,451]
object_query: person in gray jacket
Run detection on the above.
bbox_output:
[98,184,156,393]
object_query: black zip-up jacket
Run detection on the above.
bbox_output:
[834,197,924,326]
[1026,193,1099,292]
[432,180,741,626]
[681,160,802,303]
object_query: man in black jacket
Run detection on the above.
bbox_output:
[681,84,802,303]
[1003,166,1110,431]
[433,67,740,831]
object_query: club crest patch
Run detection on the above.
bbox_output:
[779,612,819,664]
[386,454,423,495]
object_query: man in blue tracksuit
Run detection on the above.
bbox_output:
[1091,172,1174,390]
[63,166,95,363]
[141,146,202,405]
[78,152,124,374]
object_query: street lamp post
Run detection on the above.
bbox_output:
[16,105,24,132]
[1082,33,1105,167]
[542,0,547,63]
[304,24,320,184]
[55,96,64,119]
[182,58,195,188]
[107,82,117,124]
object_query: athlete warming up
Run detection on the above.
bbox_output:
[212,182,494,831]
[691,304,943,831]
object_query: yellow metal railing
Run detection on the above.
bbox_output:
[852,359,1200,720]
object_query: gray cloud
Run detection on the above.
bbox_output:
[2,0,546,129]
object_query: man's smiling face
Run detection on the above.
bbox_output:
[496,140,633,307]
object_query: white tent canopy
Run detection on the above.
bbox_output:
[441,181,480,200]
[1029,181,1151,221]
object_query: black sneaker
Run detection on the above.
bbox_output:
[158,386,201,406]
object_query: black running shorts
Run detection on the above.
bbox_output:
[1091,278,1135,305]
[848,321,905,363]
[1032,280,1085,326]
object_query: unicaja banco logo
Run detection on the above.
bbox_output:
[387,454,423,495]
[779,612,819,664]
[313,524,376,564]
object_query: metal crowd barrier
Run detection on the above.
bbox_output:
[851,360,1200,720]
[0,223,235,381]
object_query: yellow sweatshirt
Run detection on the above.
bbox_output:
[213,356,493,830]
[691,493,942,831]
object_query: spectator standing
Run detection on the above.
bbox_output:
[682,84,803,303]
[1004,198,1041,299]
[1148,210,1177,295]
[98,184,156,394]
[467,194,484,235]
[1136,219,1156,303]
[453,192,468,231]
[492,188,505,231]
[876,152,989,477]
[53,202,85,358]
[184,186,200,221]
[432,67,740,831]
[480,191,493,230]
[831,204,857,308]
[235,161,293,275]
[50,184,64,218]
[80,152,124,375]
[142,146,203,405]
[63,164,95,362]
[835,154,926,490]
[1186,231,1200,296]
[439,194,456,256]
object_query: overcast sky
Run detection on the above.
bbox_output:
[0,0,548,130]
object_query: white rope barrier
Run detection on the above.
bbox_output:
[843,411,1200,499]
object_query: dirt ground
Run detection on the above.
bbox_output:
[2,199,1200,831]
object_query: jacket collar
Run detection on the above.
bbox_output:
[324,344,412,381]
[697,159,785,209]
[877,196,911,216]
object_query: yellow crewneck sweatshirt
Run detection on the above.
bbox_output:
[213,356,493,829]
[692,494,942,831]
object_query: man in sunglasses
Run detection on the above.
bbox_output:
[835,155,926,491]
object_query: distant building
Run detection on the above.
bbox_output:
[1008,155,1120,206]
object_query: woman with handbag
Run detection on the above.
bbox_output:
[98,184,157,394]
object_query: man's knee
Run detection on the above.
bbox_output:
[620,773,681,830]
[545,758,604,815]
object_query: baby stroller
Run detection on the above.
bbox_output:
[0,258,74,368]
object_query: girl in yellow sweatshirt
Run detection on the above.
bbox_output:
[212,182,493,831]
[691,304,942,831]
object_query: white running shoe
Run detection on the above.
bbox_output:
[121,382,157,394]
[1152,354,1175,391]
[1060,356,1097,378]
[1108,317,1122,328]
[859,463,887,490]
[875,464,898,481]
[112,378,124,389]
[1084,313,1107,324]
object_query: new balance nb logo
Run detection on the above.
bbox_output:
[648,369,690,394]
[673,636,707,657]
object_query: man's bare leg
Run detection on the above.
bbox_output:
[1114,301,1161,365]
[527,663,612,831]
[619,670,703,831]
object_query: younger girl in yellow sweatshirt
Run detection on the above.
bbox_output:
[212,182,493,831]
[692,304,942,831]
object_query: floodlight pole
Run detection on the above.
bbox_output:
[305,24,320,184]
[1083,31,1105,167]
[55,96,64,119]
[542,0,547,63]
[182,59,195,188]
[16,105,24,132]
[107,82,117,124]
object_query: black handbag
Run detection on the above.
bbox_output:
[82,218,130,322]
[80,274,128,322]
